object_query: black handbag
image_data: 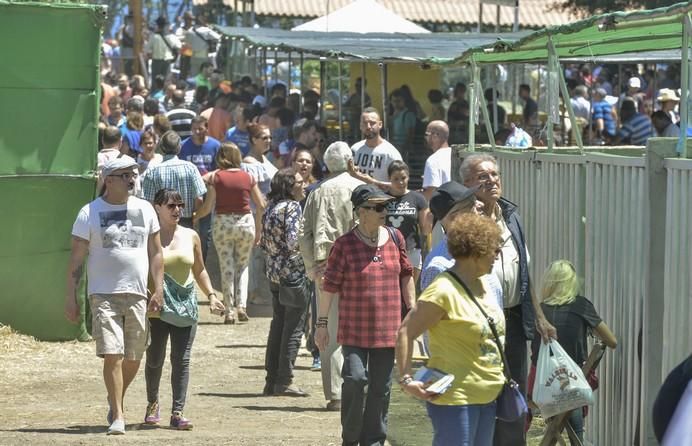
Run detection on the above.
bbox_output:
[384,226,410,320]
[446,270,528,422]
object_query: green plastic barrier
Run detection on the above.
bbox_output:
[0,2,104,340]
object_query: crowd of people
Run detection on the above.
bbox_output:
[62,14,691,442]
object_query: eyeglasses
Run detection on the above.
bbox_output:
[166,203,185,210]
[361,204,387,212]
[476,171,501,182]
[109,172,138,181]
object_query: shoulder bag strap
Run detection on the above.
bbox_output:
[446,269,512,381]
[158,31,176,53]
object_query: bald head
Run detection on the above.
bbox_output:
[425,120,450,151]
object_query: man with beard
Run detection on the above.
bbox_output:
[65,156,163,435]
[350,107,402,187]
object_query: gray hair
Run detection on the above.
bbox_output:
[459,153,497,183]
[324,141,353,173]
[158,130,181,155]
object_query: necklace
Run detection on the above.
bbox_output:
[356,226,378,243]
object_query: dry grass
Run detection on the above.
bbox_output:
[0,323,41,354]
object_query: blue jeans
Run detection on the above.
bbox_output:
[341,346,394,446]
[426,401,497,446]
[567,408,584,445]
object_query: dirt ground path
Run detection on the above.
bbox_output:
[0,298,344,446]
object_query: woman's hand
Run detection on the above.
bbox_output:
[209,296,225,315]
[402,380,439,401]
[254,232,262,246]
[315,326,329,352]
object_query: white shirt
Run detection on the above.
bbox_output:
[145,32,181,61]
[72,196,159,297]
[351,139,402,182]
[422,146,451,189]
[571,96,591,121]
[491,206,530,308]
[184,26,220,57]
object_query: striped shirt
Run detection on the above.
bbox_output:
[141,155,206,218]
[618,113,653,146]
[165,108,196,139]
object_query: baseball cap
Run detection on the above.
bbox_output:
[351,184,394,208]
[429,181,479,222]
[101,155,138,177]
[627,77,641,89]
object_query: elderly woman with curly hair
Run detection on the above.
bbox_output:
[396,213,506,446]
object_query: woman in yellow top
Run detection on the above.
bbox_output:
[143,188,225,430]
[395,213,505,446]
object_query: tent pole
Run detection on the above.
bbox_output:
[546,38,557,152]
[474,60,496,151]
[680,13,691,156]
[469,59,479,151]
[287,51,292,91]
[273,48,279,90]
[550,40,583,152]
[262,48,268,99]
[361,63,366,115]
[380,62,388,140]
[299,52,304,115]
[338,60,343,141]
[320,58,326,124]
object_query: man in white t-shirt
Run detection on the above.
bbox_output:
[422,120,452,246]
[350,107,402,186]
[65,156,164,436]
[421,120,452,202]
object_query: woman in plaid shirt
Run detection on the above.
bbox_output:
[316,184,415,446]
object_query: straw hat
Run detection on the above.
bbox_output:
[657,88,679,103]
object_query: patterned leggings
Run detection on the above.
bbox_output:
[212,213,255,313]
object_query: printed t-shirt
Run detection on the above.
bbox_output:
[179,136,220,175]
[72,196,160,298]
[225,127,251,156]
[385,190,428,250]
[419,272,505,406]
[351,139,402,182]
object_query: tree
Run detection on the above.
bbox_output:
[554,0,681,17]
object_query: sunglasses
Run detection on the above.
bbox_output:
[166,203,185,210]
[361,204,387,212]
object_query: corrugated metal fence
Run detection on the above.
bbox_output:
[454,142,690,445]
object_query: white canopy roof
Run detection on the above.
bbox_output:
[291,0,430,34]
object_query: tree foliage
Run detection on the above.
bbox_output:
[553,0,683,17]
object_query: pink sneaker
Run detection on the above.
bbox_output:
[144,401,160,425]
[170,411,193,430]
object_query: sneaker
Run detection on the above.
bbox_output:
[170,411,193,430]
[237,307,249,322]
[311,357,321,371]
[326,399,341,411]
[107,419,125,435]
[273,384,309,397]
[144,401,160,425]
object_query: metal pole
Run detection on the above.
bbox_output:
[338,61,343,140]
[546,39,557,152]
[361,62,366,114]
[469,58,479,150]
[379,62,388,140]
[679,14,691,156]
[549,40,583,152]
[287,51,292,91]
[262,48,268,100]
[477,1,483,33]
[273,48,279,91]
[319,58,326,123]
[299,52,304,115]
[513,0,519,32]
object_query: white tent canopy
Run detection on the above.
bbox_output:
[291,0,430,34]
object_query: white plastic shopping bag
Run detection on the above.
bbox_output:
[533,339,594,418]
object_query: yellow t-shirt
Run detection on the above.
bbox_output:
[419,272,506,406]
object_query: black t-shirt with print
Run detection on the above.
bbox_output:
[385,190,428,250]
[530,295,602,367]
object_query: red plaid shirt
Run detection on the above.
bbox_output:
[322,229,413,348]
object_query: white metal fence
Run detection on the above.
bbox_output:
[454,142,690,446]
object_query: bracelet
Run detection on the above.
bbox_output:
[398,374,413,386]
[208,293,217,299]
[315,321,328,328]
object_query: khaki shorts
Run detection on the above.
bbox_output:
[89,293,148,361]
[407,248,422,270]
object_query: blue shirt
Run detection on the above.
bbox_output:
[592,101,616,137]
[421,234,504,309]
[618,113,652,146]
[225,127,250,156]
[179,136,220,175]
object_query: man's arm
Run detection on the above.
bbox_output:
[347,159,390,190]
[298,195,317,276]
[147,231,164,312]
[64,236,90,323]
